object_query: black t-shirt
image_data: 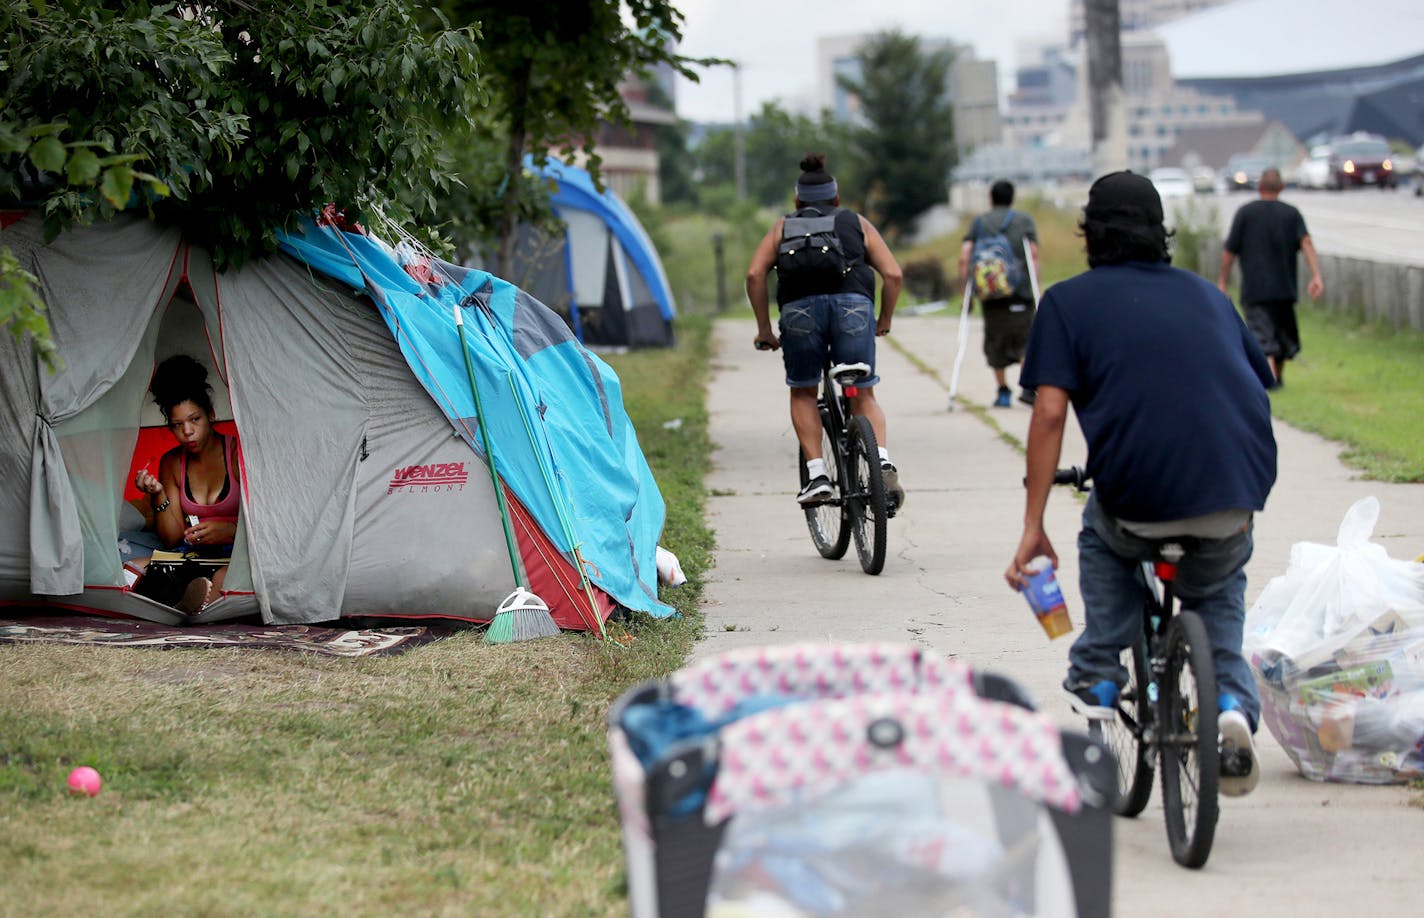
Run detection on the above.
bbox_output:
[1020,261,1277,522]
[774,208,876,307]
[1224,199,1309,304]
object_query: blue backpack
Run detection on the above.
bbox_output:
[969,210,1023,301]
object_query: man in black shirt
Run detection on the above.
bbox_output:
[1218,168,1325,386]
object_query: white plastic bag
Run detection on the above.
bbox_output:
[1246,497,1424,668]
[1245,497,1424,783]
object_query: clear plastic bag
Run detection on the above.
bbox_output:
[1245,497,1424,783]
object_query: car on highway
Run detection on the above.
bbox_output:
[1225,154,1273,191]
[1149,167,1195,202]
[1190,165,1218,193]
[1297,145,1333,190]
[1328,133,1396,189]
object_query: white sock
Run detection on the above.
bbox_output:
[878,447,891,465]
[806,458,827,480]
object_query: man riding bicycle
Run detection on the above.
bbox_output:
[747,152,905,508]
[1004,171,1278,797]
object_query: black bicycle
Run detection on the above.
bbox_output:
[799,361,890,575]
[1054,467,1221,868]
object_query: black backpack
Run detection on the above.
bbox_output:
[776,206,856,293]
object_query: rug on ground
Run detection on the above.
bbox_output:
[0,614,453,658]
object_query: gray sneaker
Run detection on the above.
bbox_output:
[881,462,906,510]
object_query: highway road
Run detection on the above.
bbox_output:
[1174,184,1424,266]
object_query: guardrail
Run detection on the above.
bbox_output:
[1183,233,1424,333]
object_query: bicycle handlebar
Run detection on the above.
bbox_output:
[1023,466,1090,490]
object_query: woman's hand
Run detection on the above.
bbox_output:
[134,469,164,496]
[184,519,236,547]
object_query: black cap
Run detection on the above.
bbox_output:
[1084,171,1163,226]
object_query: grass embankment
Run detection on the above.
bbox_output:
[0,317,716,916]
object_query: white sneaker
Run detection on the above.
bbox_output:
[1219,709,1260,797]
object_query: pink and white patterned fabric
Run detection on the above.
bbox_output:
[703,690,1082,824]
[669,641,972,719]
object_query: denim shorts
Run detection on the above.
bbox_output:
[778,293,879,388]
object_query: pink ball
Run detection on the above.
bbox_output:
[67,766,102,797]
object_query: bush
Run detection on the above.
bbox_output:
[902,256,948,302]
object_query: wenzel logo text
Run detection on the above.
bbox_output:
[387,462,469,494]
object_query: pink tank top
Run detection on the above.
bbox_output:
[179,433,241,524]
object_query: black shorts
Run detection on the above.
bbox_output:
[1243,300,1300,360]
[982,297,1035,369]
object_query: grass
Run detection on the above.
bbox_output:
[0,317,716,917]
[1262,305,1424,482]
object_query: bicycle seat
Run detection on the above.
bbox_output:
[829,362,872,387]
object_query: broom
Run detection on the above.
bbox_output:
[454,303,560,643]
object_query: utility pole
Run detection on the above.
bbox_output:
[1084,0,1127,175]
[732,61,747,201]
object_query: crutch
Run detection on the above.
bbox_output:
[946,278,973,411]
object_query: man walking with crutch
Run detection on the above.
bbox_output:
[957,180,1041,408]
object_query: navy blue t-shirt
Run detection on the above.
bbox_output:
[1020,261,1277,522]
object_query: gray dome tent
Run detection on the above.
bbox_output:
[0,211,672,631]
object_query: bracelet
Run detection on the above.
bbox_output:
[152,497,171,514]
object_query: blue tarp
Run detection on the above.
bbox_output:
[278,220,672,620]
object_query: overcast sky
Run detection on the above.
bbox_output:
[672,0,1070,123]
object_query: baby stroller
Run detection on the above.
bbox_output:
[607,641,1117,917]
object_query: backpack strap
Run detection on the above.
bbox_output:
[970,215,982,240]
[1000,209,1015,232]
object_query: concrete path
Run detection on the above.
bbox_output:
[697,312,1424,915]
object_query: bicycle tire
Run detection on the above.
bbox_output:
[1101,632,1155,818]
[799,427,848,560]
[1159,611,1220,869]
[845,415,887,575]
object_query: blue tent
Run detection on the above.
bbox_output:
[489,157,677,349]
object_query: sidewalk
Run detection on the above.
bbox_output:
[698,312,1424,915]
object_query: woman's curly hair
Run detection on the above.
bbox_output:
[150,354,215,420]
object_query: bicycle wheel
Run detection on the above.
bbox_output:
[1094,631,1155,817]
[845,415,887,575]
[1159,611,1220,868]
[799,425,848,560]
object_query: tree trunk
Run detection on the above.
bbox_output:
[497,57,533,280]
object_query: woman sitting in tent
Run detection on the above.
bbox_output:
[132,354,241,613]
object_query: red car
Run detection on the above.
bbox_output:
[1330,135,1396,189]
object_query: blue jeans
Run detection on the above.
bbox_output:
[778,293,879,388]
[1068,492,1259,730]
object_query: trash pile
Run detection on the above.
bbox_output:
[1245,497,1424,783]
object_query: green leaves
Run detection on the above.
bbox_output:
[28,135,66,173]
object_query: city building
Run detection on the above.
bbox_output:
[1004,29,1261,173]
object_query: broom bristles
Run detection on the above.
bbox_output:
[484,587,560,643]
